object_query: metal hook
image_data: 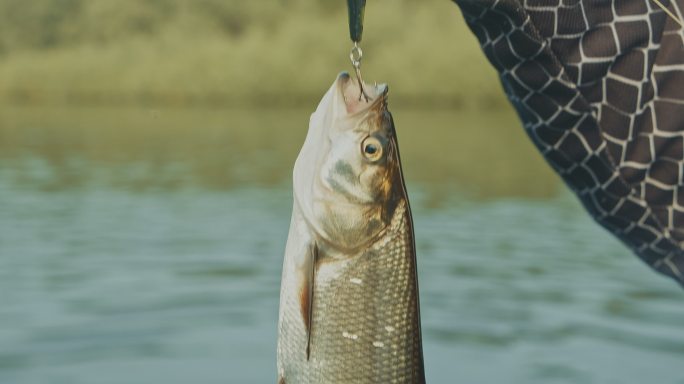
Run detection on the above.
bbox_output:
[350,42,371,102]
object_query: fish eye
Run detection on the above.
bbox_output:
[361,136,383,162]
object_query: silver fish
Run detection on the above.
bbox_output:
[277,72,425,384]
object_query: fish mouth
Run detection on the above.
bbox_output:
[337,72,388,115]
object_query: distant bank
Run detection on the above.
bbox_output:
[0,0,506,109]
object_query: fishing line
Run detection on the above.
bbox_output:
[651,0,684,28]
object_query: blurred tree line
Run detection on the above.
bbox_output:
[0,0,506,108]
[0,0,289,53]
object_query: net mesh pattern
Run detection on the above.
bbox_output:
[454,0,684,284]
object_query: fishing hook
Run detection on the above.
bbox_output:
[350,42,371,102]
[347,0,371,102]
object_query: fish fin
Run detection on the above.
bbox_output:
[298,242,318,361]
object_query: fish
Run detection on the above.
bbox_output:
[277,72,425,384]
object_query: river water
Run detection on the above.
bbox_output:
[0,106,682,384]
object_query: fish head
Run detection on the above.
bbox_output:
[293,72,401,251]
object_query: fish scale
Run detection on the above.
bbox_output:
[279,202,423,383]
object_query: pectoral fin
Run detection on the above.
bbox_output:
[298,242,318,360]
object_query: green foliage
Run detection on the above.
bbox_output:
[0,0,508,108]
